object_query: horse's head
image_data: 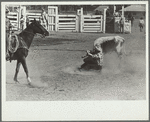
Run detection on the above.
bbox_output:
[29,19,49,37]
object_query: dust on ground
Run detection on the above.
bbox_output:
[6,26,146,100]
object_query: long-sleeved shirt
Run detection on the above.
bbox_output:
[139,19,144,25]
[88,51,103,66]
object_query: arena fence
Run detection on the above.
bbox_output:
[77,7,107,33]
[26,13,41,22]
[58,15,78,32]
[26,12,48,30]
[7,6,108,33]
[46,6,107,33]
[6,5,26,31]
[7,12,19,30]
[81,15,103,32]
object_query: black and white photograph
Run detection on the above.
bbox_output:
[2,1,149,121]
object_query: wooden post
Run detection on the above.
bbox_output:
[122,5,124,33]
[75,15,78,32]
[114,5,116,13]
[55,6,58,31]
[103,8,107,33]
[51,8,54,31]
[80,8,83,32]
[77,9,81,32]
[122,5,124,18]
[49,8,52,31]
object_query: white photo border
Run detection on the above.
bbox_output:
[2,1,149,121]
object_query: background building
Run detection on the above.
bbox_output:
[119,4,146,19]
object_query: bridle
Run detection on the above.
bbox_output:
[32,22,47,38]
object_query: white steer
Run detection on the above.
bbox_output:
[93,36,125,56]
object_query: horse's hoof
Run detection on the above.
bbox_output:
[27,77,31,84]
[15,81,20,84]
[14,78,19,84]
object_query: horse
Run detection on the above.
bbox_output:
[6,19,49,84]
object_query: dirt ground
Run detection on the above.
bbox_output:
[6,23,146,101]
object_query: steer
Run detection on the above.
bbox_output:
[93,36,125,56]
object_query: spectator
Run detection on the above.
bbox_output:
[128,13,134,26]
[131,15,134,26]
[120,17,124,33]
[113,10,119,17]
[41,8,48,29]
[139,17,144,32]
[26,15,30,27]
[20,15,25,30]
[127,13,131,20]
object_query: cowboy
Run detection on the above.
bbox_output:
[80,48,103,70]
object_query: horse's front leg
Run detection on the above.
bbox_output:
[14,60,21,83]
[20,56,31,84]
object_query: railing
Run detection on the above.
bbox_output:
[7,12,19,30]
[82,15,103,32]
[58,15,78,32]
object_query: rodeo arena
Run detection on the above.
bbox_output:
[5,4,147,101]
